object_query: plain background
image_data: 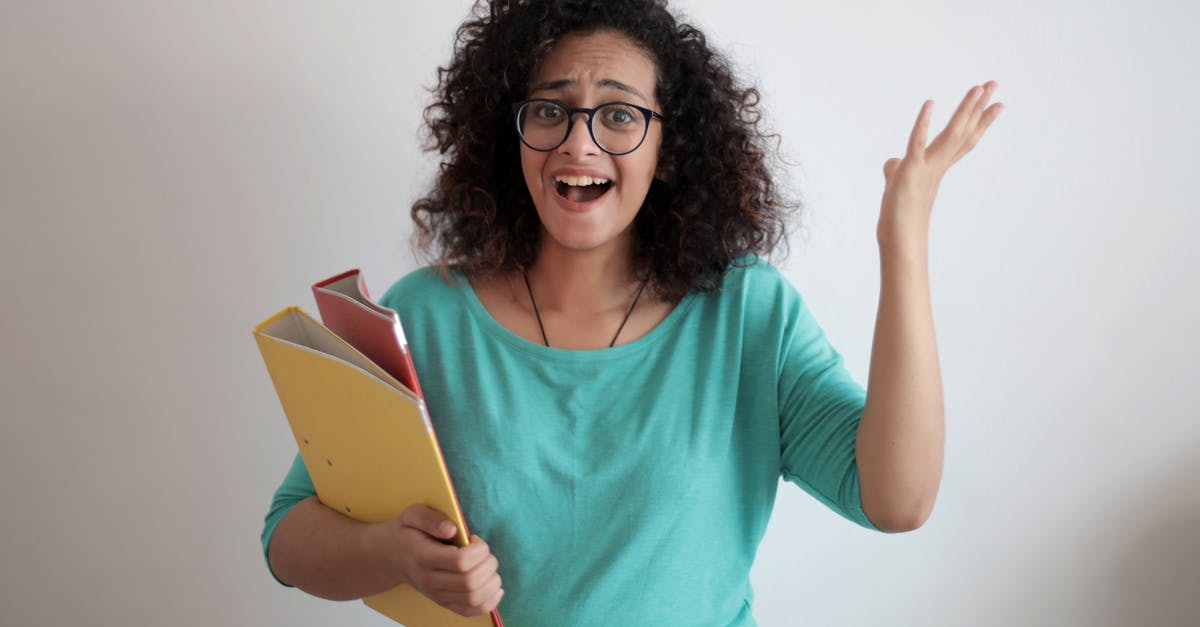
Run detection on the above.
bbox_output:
[2,1,1197,625]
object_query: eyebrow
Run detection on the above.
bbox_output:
[528,78,648,102]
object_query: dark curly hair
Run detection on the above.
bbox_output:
[412,0,797,301]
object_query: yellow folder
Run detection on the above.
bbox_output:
[254,306,495,627]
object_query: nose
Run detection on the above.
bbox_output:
[556,113,601,157]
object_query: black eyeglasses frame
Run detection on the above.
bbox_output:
[511,98,665,156]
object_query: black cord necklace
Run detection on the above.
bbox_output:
[523,273,648,348]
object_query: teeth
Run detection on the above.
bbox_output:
[554,175,610,186]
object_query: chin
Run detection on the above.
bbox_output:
[541,228,615,253]
[538,218,631,254]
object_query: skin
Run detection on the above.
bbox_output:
[268,29,1004,616]
[858,82,1004,530]
[518,31,662,256]
[268,497,503,616]
[476,30,675,350]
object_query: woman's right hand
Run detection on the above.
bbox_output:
[370,503,505,617]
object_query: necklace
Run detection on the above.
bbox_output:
[522,273,648,348]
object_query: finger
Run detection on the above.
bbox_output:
[883,157,901,181]
[930,84,983,157]
[444,576,499,610]
[429,552,500,592]
[403,528,460,568]
[950,102,1004,165]
[968,80,998,126]
[461,550,500,589]
[444,585,505,618]
[481,586,506,613]
[429,562,499,595]
[435,536,493,574]
[906,100,933,159]
[428,559,500,595]
[400,504,458,540]
[949,84,985,134]
[961,81,997,141]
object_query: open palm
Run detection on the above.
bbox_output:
[878,81,1004,246]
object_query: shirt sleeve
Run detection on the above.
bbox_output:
[260,451,318,586]
[775,281,881,531]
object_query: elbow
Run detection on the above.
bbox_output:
[267,532,299,589]
[871,508,932,533]
[856,460,943,533]
[863,498,935,533]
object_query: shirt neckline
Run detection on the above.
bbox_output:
[453,268,700,363]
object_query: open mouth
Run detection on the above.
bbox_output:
[554,175,613,204]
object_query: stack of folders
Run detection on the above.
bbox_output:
[253,269,503,627]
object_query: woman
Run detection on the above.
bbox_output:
[262,0,1002,624]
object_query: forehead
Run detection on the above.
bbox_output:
[530,30,658,105]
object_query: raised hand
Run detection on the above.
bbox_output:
[878,81,1004,249]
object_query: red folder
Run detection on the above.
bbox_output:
[313,269,423,398]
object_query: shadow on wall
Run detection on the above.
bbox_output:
[980,439,1200,627]
[1098,445,1200,627]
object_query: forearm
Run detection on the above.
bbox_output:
[856,237,945,531]
[852,79,1000,531]
[268,496,404,600]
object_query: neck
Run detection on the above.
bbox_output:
[524,231,642,314]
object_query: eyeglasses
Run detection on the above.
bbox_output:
[512,98,664,156]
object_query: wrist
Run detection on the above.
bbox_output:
[877,230,929,267]
[360,520,409,589]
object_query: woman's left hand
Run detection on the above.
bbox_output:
[878,81,1003,251]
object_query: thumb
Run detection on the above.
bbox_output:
[883,157,901,182]
[400,503,458,540]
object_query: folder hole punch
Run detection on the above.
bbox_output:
[346,506,353,514]
[303,438,310,445]
[327,458,333,466]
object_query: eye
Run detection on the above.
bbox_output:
[604,106,635,125]
[532,102,565,120]
[599,104,641,131]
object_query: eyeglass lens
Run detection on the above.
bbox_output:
[517,101,648,154]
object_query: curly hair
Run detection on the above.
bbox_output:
[412,0,797,301]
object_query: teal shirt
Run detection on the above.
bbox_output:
[262,257,880,626]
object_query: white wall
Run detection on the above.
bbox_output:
[2,1,1196,625]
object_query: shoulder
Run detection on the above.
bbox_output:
[700,254,823,351]
[378,265,468,318]
[714,253,806,313]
